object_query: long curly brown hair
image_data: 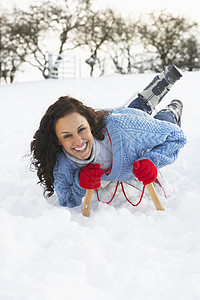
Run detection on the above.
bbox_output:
[30,96,110,197]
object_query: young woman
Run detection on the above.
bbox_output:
[30,65,186,208]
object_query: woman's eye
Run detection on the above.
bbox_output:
[64,134,71,138]
[78,127,85,133]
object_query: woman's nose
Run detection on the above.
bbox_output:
[73,134,82,145]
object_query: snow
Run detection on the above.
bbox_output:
[0,71,200,300]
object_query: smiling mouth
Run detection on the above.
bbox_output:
[73,142,87,152]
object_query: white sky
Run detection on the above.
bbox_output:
[96,0,200,23]
[1,0,200,23]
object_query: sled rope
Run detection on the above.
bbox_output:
[95,181,145,207]
[121,182,145,207]
[96,181,120,204]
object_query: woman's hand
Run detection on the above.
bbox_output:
[133,159,157,185]
[79,163,105,189]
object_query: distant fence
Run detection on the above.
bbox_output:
[48,52,81,79]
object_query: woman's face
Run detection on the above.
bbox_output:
[55,112,93,160]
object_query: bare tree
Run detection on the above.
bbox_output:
[108,16,139,74]
[177,36,200,71]
[138,10,200,71]
[77,9,117,76]
[23,0,93,78]
[0,10,29,83]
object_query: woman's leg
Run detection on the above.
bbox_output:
[154,99,183,127]
[128,96,152,114]
[154,110,177,124]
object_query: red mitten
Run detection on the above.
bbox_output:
[79,163,105,189]
[133,159,157,185]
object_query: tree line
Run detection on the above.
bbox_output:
[1,0,200,83]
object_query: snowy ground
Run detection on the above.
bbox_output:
[0,70,200,300]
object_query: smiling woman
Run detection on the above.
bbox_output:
[30,66,186,208]
[30,96,110,200]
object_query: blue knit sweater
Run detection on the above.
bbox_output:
[53,107,187,207]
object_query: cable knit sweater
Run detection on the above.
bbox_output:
[53,107,187,207]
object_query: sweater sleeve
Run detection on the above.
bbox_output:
[110,109,187,171]
[54,162,86,208]
[138,124,187,169]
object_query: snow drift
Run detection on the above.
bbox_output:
[0,71,200,300]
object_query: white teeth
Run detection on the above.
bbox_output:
[74,143,87,151]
